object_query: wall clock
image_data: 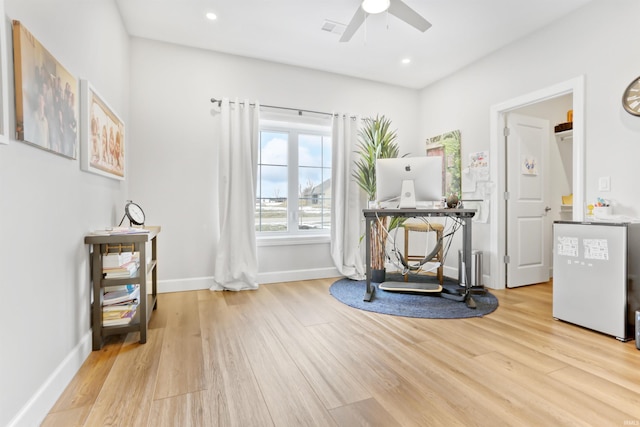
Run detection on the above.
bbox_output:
[119,200,145,226]
[622,76,640,116]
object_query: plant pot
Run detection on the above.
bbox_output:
[371,268,386,283]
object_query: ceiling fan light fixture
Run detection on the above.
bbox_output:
[361,0,390,14]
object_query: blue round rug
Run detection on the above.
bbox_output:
[329,274,498,319]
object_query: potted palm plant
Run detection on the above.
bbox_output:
[353,115,400,282]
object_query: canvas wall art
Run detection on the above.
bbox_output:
[80,80,125,180]
[12,20,78,158]
[426,129,461,199]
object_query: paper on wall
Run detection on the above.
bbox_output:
[462,167,476,192]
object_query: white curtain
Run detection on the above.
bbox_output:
[211,98,260,291]
[330,114,365,280]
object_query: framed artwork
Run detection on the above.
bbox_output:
[12,20,78,158]
[426,129,462,198]
[522,156,538,175]
[0,0,10,145]
[79,80,125,180]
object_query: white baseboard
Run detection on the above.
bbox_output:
[444,266,494,290]
[482,274,494,289]
[8,331,92,427]
[158,276,214,293]
[157,267,342,293]
[258,267,341,284]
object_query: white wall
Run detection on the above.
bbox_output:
[0,1,130,425]
[417,0,640,287]
[127,38,420,291]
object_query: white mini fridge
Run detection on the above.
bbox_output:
[553,221,640,341]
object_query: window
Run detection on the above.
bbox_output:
[256,119,331,235]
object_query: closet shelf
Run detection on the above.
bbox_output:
[555,129,573,143]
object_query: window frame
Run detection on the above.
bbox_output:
[256,117,332,240]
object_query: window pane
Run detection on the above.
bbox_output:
[299,134,323,167]
[299,166,323,196]
[256,198,288,232]
[298,165,331,231]
[322,197,331,229]
[260,165,288,199]
[260,131,288,166]
[257,130,288,233]
[256,165,288,232]
[298,196,331,230]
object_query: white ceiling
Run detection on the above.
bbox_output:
[115,0,593,89]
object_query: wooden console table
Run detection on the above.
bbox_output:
[363,208,476,308]
[85,226,160,350]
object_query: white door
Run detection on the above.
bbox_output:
[505,113,550,287]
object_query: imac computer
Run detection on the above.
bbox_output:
[376,156,443,208]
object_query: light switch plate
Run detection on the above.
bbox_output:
[598,176,611,192]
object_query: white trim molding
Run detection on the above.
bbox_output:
[489,75,585,290]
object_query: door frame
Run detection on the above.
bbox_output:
[489,75,585,290]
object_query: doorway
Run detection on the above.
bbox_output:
[488,76,585,290]
[504,112,551,287]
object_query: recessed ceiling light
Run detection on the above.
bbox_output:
[401,58,411,64]
[206,12,217,20]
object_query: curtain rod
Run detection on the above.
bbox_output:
[210,97,334,117]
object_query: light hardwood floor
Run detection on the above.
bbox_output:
[43,278,640,426]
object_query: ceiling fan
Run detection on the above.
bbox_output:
[340,0,432,42]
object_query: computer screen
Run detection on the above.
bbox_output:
[375,156,443,208]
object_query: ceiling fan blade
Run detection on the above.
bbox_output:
[388,0,432,32]
[339,8,366,42]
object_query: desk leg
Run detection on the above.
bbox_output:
[462,216,476,309]
[364,216,374,302]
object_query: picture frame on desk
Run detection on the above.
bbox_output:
[12,20,78,157]
[79,79,125,180]
[0,0,10,145]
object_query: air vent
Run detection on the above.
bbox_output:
[321,20,345,35]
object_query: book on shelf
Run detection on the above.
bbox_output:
[102,252,134,269]
[103,253,139,270]
[107,227,150,235]
[105,284,137,293]
[90,227,150,236]
[102,298,139,326]
[103,308,137,326]
[103,284,140,306]
[103,258,140,279]
[103,299,138,309]
[103,267,139,279]
[102,300,139,312]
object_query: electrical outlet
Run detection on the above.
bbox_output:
[598,176,611,192]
